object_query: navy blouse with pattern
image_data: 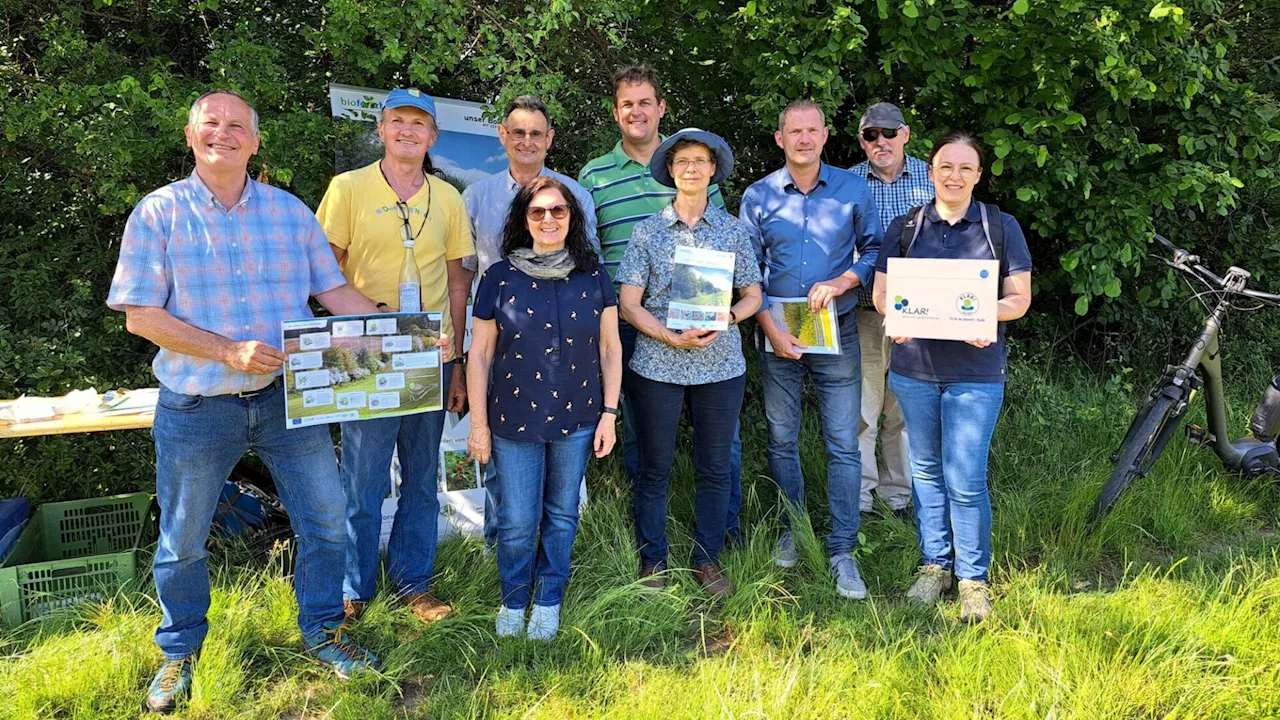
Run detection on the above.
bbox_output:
[473,260,618,443]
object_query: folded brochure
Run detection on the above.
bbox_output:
[763,296,841,355]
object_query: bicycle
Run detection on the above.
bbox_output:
[1089,234,1280,521]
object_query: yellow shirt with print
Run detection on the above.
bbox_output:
[316,161,475,343]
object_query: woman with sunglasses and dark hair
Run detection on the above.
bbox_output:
[872,130,1033,623]
[467,176,622,641]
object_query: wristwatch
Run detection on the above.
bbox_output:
[375,302,390,311]
[728,310,738,326]
[602,406,619,416]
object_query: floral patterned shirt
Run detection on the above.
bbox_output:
[616,202,762,386]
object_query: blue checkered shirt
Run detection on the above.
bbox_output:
[849,154,934,306]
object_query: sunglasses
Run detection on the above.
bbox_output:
[526,204,570,222]
[861,128,900,142]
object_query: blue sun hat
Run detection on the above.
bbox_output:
[649,128,735,188]
[383,88,437,119]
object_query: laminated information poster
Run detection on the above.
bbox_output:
[282,312,443,428]
[763,297,842,355]
[666,245,735,331]
[883,258,999,342]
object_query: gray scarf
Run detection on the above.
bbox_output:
[508,247,575,280]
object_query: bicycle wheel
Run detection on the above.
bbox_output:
[1090,393,1181,521]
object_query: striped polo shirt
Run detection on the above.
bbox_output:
[578,140,724,280]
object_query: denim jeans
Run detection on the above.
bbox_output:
[490,425,594,608]
[630,372,746,569]
[888,372,1005,581]
[757,313,863,556]
[339,362,453,601]
[621,320,743,536]
[151,380,347,659]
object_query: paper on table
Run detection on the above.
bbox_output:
[884,258,999,342]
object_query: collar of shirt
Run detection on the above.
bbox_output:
[658,199,725,229]
[610,135,669,171]
[187,170,256,211]
[781,162,832,194]
[505,165,554,191]
[924,199,983,225]
[856,154,929,186]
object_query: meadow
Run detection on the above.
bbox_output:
[1,360,1278,719]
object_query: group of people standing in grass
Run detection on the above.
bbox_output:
[109,62,1030,714]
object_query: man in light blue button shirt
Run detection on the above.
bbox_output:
[462,95,597,548]
[463,95,597,278]
[739,99,881,600]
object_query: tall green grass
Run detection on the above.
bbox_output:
[2,365,1278,719]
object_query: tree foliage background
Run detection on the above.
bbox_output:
[2,0,1278,501]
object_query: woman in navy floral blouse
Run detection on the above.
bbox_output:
[617,129,762,599]
[467,176,622,641]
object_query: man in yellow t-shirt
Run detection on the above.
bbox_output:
[316,88,475,624]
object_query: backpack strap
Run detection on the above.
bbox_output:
[978,202,1006,278]
[899,205,928,258]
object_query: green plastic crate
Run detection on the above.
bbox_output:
[0,493,156,625]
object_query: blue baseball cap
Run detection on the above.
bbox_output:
[383,88,437,119]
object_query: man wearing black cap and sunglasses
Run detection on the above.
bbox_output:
[850,102,934,518]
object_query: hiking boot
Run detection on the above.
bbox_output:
[144,655,194,714]
[527,603,561,642]
[343,598,367,622]
[905,564,953,605]
[303,620,379,680]
[772,531,798,568]
[496,605,526,638]
[829,554,868,599]
[958,579,993,623]
[694,563,735,599]
[639,564,666,589]
[402,591,452,623]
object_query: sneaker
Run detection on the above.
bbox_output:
[958,579,992,623]
[829,554,868,599]
[639,564,666,589]
[402,591,452,623]
[772,531,798,568]
[144,655,194,714]
[343,598,367,622]
[496,605,526,638]
[694,563,735,598]
[905,564,953,605]
[527,603,560,641]
[304,620,379,680]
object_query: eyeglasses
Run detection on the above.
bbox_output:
[861,128,900,142]
[932,163,981,179]
[507,129,548,142]
[672,158,713,171]
[526,204,570,221]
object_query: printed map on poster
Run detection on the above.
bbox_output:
[282,313,443,428]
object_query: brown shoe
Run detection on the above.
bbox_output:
[402,591,452,623]
[343,599,367,621]
[639,565,666,589]
[695,563,734,598]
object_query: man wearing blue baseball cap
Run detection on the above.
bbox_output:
[316,87,475,624]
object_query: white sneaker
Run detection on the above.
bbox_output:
[495,605,525,638]
[527,603,560,641]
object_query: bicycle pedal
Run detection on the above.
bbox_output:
[1186,424,1216,446]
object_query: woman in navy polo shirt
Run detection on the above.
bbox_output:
[872,130,1032,623]
[467,176,622,641]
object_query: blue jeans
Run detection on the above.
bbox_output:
[630,372,745,569]
[151,380,347,659]
[339,362,453,601]
[491,426,594,608]
[888,372,1004,581]
[757,313,863,556]
[621,320,742,536]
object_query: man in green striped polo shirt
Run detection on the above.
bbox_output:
[578,65,740,545]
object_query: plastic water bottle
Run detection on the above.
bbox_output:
[398,239,421,312]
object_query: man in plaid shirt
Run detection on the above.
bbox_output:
[109,90,384,713]
[849,103,934,515]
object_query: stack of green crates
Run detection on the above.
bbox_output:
[0,493,156,626]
